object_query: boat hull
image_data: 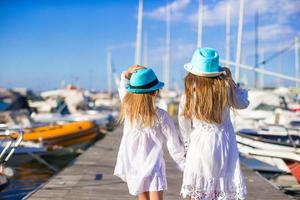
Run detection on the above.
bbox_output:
[237,131,300,182]
[23,121,100,148]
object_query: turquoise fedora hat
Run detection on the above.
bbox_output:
[126,68,164,93]
[184,47,225,77]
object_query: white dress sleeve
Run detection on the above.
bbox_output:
[178,94,192,151]
[118,71,129,102]
[160,110,185,171]
[233,87,250,109]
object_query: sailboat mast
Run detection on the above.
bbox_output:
[225,0,231,68]
[107,51,112,94]
[164,3,171,91]
[235,0,245,82]
[197,0,204,48]
[254,11,259,88]
[134,0,143,65]
[295,36,299,88]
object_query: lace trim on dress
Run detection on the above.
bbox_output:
[181,183,247,200]
[181,176,247,200]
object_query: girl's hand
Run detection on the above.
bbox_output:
[222,67,237,88]
[222,67,232,80]
[125,65,145,79]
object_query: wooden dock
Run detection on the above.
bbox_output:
[26,125,292,200]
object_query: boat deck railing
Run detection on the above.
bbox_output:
[0,126,24,165]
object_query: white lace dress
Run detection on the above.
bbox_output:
[179,88,249,200]
[114,72,185,195]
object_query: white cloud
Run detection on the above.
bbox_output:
[242,39,293,61]
[281,0,300,16]
[188,0,300,27]
[259,24,294,40]
[244,24,294,42]
[144,0,191,21]
[246,0,300,24]
[146,0,300,28]
[188,0,234,26]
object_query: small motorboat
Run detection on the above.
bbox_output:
[1,111,104,158]
[22,121,101,148]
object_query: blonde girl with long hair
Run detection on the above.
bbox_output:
[114,65,185,200]
[179,48,249,200]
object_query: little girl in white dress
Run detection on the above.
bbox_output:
[114,65,185,200]
[179,48,249,200]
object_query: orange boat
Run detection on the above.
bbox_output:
[22,121,100,147]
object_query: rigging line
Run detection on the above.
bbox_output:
[259,39,299,65]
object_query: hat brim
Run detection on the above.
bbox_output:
[184,63,225,77]
[126,81,164,93]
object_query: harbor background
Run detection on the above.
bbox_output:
[1,0,300,90]
[0,0,300,199]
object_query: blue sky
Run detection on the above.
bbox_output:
[0,0,299,91]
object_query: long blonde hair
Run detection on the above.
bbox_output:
[183,73,238,124]
[119,91,158,127]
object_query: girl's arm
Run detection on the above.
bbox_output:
[118,72,129,102]
[233,87,250,109]
[161,110,185,171]
[178,94,192,151]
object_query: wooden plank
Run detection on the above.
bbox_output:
[26,125,291,200]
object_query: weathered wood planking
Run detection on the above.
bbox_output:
[26,125,291,200]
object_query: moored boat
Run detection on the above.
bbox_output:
[0,141,46,166]
[238,127,300,147]
[22,121,100,148]
[0,127,24,190]
[237,130,300,182]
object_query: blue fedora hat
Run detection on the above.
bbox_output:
[126,68,164,93]
[184,47,225,77]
